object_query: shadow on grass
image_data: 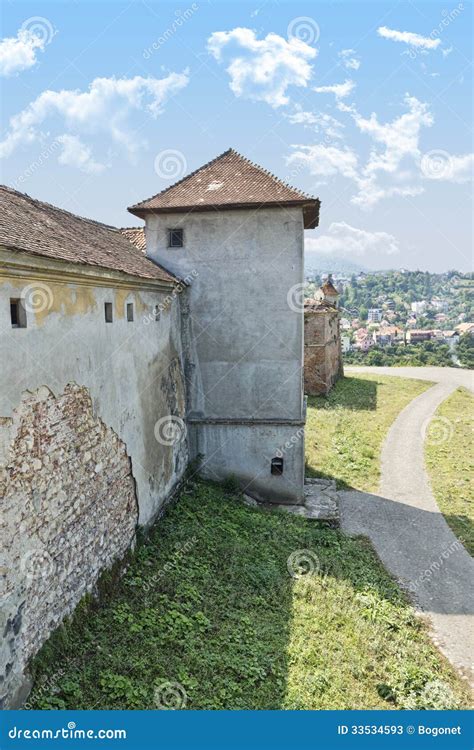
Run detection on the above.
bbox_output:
[24,479,471,711]
[442,514,473,558]
[25,479,447,711]
[306,376,378,412]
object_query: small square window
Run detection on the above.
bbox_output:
[126,303,134,322]
[271,456,284,475]
[168,228,183,248]
[104,302,113,323]
[10,299,27,328]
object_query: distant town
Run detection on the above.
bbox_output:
[305,269,474,368]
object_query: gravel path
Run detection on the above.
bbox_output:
[340,366,474,684]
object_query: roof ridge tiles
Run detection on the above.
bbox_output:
[129,148,235,211]
[128,147,318,219]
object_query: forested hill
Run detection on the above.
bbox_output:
[338,270,473,326]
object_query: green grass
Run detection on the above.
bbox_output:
[425,387,474,556]
[306,374,433,492]
[28,480,469,710]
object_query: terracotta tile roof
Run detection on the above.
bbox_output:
[121,226,146,253]
[128,148,320,229]
[0,185,176,284]
[456,322,474,334]
[320,278,339,296]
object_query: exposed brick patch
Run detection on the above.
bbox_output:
[304,309,343,396]
[0,384,138,707]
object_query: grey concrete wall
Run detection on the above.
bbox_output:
[145,207,305,502]
[189,422,305,504]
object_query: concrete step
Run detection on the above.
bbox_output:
[242,477,339,523]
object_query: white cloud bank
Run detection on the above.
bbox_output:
[314,79,355,99]
[0,27,48,77]
[289,93,473,208]
[207,28,316,107]
[0,72,189,170]
[305,222,400,258]
[377,26,441,50]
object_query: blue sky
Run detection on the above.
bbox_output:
[1,0,472,272]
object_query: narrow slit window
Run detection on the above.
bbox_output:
[104,302,113,323]
[271,456,284,475]
[154,305,161,322]
[168,228,184,248]
[126,302,134,322]
[10,298,27,328]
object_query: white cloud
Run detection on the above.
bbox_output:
[286,109,318,126]
[0,28,46,77]
[314,79,355,99]
[441,46,453,58]
[0,72,189,166]
[285,108,345,139]
[444,153,473,183]
[421,152,474,183]
[377,26,441,50]
[207,27,316,107]
[338,49,360,70]
[287,144,358,180]
[349,95,433,207]
[351,179,424,209]
[305,222,400,257]
[352,95,433,176]
[288,94,436,209]
[57,135,105,174]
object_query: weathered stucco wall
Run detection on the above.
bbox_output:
[0,252,188,526]
[304,308,343,396]
[145,207,306,504]
[0,384,137,708]
[0,251,189,705]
